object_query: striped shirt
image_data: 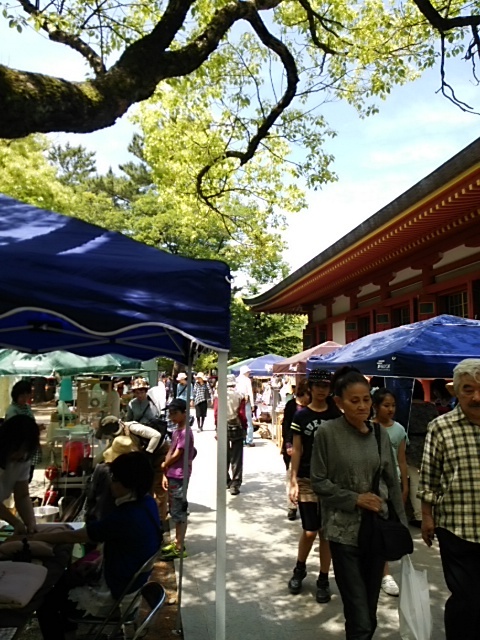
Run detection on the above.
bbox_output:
[418,404,480,543]
[192,382,211,406]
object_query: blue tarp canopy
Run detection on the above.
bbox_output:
[0,195,231,362]
[229,353,284,377]
[307,315,480,378]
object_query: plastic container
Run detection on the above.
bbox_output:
[33,506,60,523]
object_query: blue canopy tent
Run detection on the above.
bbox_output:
[307,314,480,427]
[0,194,231,640]
[229,353,285,377]
[307,315,480,379]
[0,194,230,361]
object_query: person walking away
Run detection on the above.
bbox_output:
[372,388,408,597]
[406,380,438,527]
[311,367,406,640]
[418,358,480,640]
[192,372,211,433]
[281,378,311,521]
[214,374,247,495]
[288,369,341,603]
[161,399,195,559]
[236,365,255,447]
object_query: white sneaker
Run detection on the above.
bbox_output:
[381,575,399,596]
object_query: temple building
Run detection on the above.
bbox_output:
[245,137,480,349]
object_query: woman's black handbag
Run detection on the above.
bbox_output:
[358,424,413,561]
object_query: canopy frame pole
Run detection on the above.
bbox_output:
[175,346,195,634]
[215,350,228,640]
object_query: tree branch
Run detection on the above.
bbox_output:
[18,0,106,74]
[0,0,252,137]
[297,0,342,52]
[196,5,299,210]
[412,0,480,31]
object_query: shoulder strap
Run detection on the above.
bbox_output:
[372,422,382,494]
[137,400,151,422]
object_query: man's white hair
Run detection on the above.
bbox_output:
[453,359,480,392]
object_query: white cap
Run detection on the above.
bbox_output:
[176,372,187,381]
[239,365,251,376]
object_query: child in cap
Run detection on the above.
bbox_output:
[161,399,195,559]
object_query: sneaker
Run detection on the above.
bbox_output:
[246,443,256,447]
[288,567,307,594]
[381,575,399,597]
[161,546,188,560]
[287,508,297,521]
[316,578,331,603]
[229,486,240,495]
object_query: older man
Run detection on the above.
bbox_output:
[236,365,255,447]
[418,359,480,640]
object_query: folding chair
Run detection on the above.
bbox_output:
[131,581,166,639]
[71,551,159,640]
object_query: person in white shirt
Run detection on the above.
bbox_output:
[148,376,167,413]
[236,365,255,447]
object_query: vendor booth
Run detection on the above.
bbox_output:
[306,314,480,378]
[228,353,284,377]
[0,194,231,640]
[273,341,341,377]
[307,314,480,428]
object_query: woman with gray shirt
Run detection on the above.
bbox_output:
[310,367,406,640]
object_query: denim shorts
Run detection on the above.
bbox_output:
[168,477,189,523]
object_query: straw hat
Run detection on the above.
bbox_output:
[130,377,149,390]
[103,435,138,463]
[226,374,236,387]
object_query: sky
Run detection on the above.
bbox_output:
[2,16,480,278]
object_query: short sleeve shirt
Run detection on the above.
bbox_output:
[166,427,195,480]
[291,403,341,478]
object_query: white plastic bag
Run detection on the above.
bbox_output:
[399,555,432,640]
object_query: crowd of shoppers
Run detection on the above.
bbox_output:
[2,359,469,640]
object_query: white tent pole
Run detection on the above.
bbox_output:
[215,350,228,640]
[175,352,194,632]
